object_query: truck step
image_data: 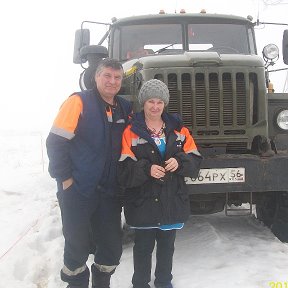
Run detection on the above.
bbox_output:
[225,192,253,216]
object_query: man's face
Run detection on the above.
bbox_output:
[95,67,123,102]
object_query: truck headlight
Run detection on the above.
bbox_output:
[263,44,279,60]
[276,109,288,130]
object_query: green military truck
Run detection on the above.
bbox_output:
[73,11,288,241]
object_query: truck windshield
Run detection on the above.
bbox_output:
[187,24,252,54]
[112,22,254,61]
[114,24,183,60]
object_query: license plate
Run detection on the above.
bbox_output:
[185,168,245,184]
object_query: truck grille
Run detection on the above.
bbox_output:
[154,71,255,153]
[162,72,248,135]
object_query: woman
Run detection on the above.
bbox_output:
[118,79,202,288]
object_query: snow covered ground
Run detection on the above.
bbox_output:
[1,130,288,288]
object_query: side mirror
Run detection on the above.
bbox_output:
[73,29,90,64]
[283,30,288,65]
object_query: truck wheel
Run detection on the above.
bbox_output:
[256,192,278,228]
[256,192,288,242]
[271,192,288,242]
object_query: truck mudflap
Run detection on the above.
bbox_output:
[185,153,288,194]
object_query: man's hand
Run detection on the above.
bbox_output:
[62,178,73,190]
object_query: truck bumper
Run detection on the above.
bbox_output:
[185,153,288,194]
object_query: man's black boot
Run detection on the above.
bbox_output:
[91,264,114,288]
[61,265,89,288]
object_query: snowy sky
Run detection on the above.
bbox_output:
[1,3,288,286]
[1,131,288,288]
[0,0,287,131]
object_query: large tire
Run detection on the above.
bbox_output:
[271,192,288,242]
[256,192,288,242]
[256,192,278,228]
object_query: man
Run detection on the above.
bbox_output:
[46,58,132,288]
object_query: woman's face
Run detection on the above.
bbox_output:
[143,98,165,120]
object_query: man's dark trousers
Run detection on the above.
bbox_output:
[57,184,122,287]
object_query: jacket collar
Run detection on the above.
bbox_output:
[130,111,182,140]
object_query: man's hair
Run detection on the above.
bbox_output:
[95,58,123,75]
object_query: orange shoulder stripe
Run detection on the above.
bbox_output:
[179,127,199,154]
[119,125,138,161]
[51,95,83,138]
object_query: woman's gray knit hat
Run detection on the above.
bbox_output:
[138,79,170,107]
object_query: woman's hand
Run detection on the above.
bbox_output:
[164,158,179,172]
[151,164,166,179]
